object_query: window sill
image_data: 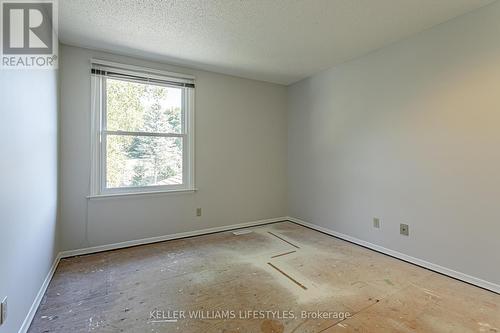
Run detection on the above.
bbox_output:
[87,188,198,200]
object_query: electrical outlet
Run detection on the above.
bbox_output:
[400,223,409,236]
[373,218,380,228]
[196,208,202,217]
[1,297,7,326]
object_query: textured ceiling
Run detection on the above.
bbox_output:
[59,0,495,85]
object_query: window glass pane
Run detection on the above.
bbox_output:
[106,78,183,134]
[106,135,183,188]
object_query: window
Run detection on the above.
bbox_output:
[90,60,195,196]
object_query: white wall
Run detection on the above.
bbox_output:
[59,44,287,251]
[288,1,500,286]
[0,70,59,332]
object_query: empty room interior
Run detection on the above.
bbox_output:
[2,0,500,332]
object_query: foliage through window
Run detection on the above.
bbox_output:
[90,61,195,195]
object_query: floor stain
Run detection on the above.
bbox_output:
[261,319,284,333]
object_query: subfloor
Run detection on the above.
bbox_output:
[28,222,499,333]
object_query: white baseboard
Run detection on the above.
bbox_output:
[60,216,287,258]
[287,216,500,294]
[18,253,62,333]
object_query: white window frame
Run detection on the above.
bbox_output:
[89,59,195,197]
